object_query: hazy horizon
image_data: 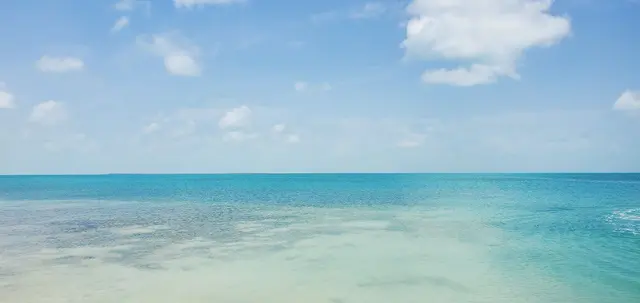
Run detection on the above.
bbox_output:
[2,172,640,177]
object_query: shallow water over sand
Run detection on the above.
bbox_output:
[1,174,639,302]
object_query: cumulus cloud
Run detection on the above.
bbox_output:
[613,90,640,111]
[137,32,202,76]
[174,0,246,8]
[164,54,200,76]
[36,56,84,73]
[111,16,130,32]
[350,2,387,19]
[219,105,252,129]
[0,84,15,109]
[29,101,68,126]
[402,0,571,86]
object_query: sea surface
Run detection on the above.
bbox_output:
[0,173,638,303]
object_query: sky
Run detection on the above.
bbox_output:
[0,0,639,174]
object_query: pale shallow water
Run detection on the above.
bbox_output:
[0,174,639,303]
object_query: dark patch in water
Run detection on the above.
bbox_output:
[134,263,165,271]
[48,219,112,233]
[52,255,96,264]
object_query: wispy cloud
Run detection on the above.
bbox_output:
[29,101,68,126]
[36,56,84,73]
[349,2,386,19]
[111,16,130,32]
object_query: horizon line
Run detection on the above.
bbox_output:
[1,172,639,177]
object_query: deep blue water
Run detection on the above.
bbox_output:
[0,173,638,302]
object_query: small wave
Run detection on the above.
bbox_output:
[616,209,640,221]
[606,209,640,235]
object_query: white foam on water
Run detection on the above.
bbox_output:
[617,209,640,221]
[606,208,640,235]
[0,204,577,303]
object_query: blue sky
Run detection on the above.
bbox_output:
[0,0,639,174]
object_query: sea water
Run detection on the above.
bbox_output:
[0,174,638,303]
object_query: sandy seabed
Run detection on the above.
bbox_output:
[0,201,574,303]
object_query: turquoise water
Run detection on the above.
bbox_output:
[0,174,638,302]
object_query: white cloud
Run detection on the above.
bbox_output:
[164,54,201,76]
[402,0,571,86]
[137,32,202,76]
[613,90,640,111]
[36,56,84,73]
[29,101,67,126]
[0,84,15,109]
[219,105,251,129]
[422,64,506,86]
[272,123,286,133]
[143,122,161,134]
[350,2,386,19]
[0,92,15,109]
[111,16,130,32]
[174,0,246,8]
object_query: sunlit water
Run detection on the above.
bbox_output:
[0,174,638,303]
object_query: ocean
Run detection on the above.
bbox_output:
[0,173,638,303]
